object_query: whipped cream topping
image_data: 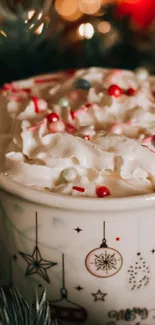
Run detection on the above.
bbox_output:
[2,67,155,197]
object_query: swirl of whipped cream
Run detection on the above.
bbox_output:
[2,67,155,197]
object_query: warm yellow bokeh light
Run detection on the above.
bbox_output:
[37,12,43,20]
[0,30,7,37]
[78,0,101,15]
[35,23,44,35]
[29,24,35,29]
[98,21,111,33]
[55,0,78,17]
[63,9,83,21]
[78,23,95,39]
[28,10,35,20]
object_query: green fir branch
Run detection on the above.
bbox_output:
[0,287,58,325]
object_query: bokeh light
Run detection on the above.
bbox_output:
[55,0,78,17]
[78,23,95,39]
[98,21,111,33]
[35,23,44,35]
[27,10,35,20]
[78,0,101,15]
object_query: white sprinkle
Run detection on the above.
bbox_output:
[62,168,78,182]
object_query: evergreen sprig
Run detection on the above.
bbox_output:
[0,287,58,325]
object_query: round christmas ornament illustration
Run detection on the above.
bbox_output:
[85,221,123,278]
[50,254,87,324]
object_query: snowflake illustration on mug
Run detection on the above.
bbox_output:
[85,222,123,278]
[94,250,120,273]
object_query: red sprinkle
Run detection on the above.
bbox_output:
[66,123,76,133]
[70,111,76,120]
[143,135,155,143]
[47,112,60,123]
[142,144,155,153]
[35,77,60,84]
[115,237,120,241]
[96,186,111,198]
[22,88,31,94]
[126,88,136,96]
[31,96,40,113]
[84,135,91,141]
[73,186,85,193]
[108,84,123,97]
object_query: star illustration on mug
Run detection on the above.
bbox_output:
[92,290,107,302]
[75,285,84,291]
[19,212,57,283]
[74,227,83,233]
[19,246,57,283]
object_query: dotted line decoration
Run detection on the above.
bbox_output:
[127,252,150,291]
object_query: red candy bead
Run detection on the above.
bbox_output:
[126,88,136,96]
[108,84,123,97]
[47,112,60,123]
[96,186,110,198]
[84,135,91,141]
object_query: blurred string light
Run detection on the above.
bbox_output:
[78,0,101,14]
[0,30,7,37]
[28,10,35,20]
[98,21,111,33]
[25,10,43,25]
[29,24,35,29]
[78,23,94,39]
[35,23,44,35]
[37,12,43,20]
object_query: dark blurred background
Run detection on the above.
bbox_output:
[0,0,155,84]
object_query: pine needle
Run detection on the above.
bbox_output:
[0,287,57,325]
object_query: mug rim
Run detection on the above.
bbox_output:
[1,175,155,212]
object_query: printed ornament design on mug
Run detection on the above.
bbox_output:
[85,221,123,278]
[50,254,87,324]
[127,252,151,291]
[19,212,57,283]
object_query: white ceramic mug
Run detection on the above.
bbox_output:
[0,175,155,325]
